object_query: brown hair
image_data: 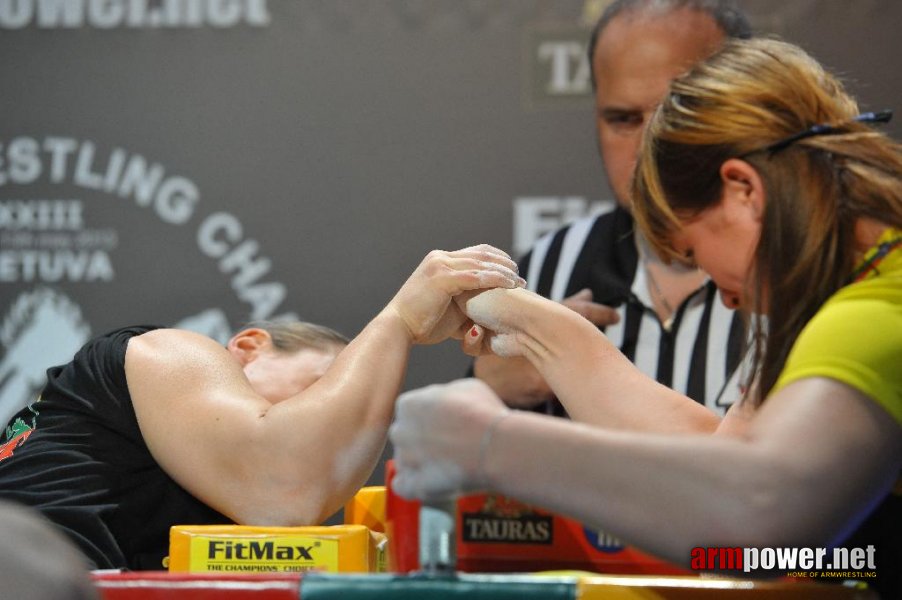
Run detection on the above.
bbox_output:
[633,37,902,402]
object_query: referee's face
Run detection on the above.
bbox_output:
[592,9,724,210]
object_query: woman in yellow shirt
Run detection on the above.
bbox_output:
[390,38,901,597]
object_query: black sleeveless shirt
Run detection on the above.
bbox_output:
[0,326,230,570]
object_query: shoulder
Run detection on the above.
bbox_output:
[780,285,902,424]
[803,282,901,344]
[124,328,252,426]
[125,328,232,375]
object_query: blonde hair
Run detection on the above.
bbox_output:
[633,37,902,402]
[243,320,349,354]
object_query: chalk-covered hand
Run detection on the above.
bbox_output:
[386,245,524,345]
[390,378,509,501]
[456,287,528,358]
[459,287,619,358]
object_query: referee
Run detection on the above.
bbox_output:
[474,0,753,416]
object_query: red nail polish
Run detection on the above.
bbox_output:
[470,326,479,337]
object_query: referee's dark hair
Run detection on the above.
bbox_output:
[587,0,753,90]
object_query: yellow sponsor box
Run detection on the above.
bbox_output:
[168,524,386,574]
[344,486,387,533]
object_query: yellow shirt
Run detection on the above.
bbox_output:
[774,228,902,426]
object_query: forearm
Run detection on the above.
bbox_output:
[492,288,719,432]
[256,309,413,523]
[481,411,832,562]
[391,374,901,566]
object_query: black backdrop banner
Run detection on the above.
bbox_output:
[2,0,900,495]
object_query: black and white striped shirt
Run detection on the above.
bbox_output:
[520,205,746,416]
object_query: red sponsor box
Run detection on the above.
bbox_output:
[385,459,690,575]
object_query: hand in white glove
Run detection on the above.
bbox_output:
[389,378,510,501]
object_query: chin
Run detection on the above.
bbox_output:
[718,290,741,310]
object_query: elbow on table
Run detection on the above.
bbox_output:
[214,455,339,526]
[228,484,336,528]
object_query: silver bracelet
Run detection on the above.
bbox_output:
[477,409,512,488]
